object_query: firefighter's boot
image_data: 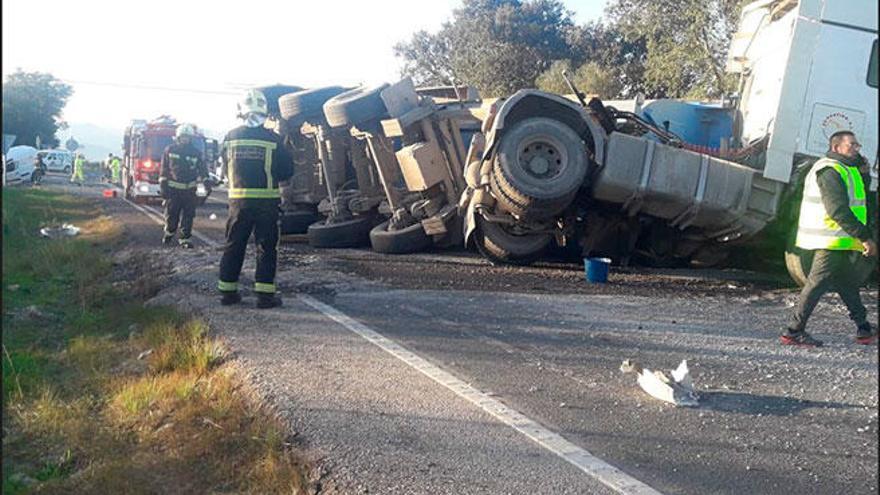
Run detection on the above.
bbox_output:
[256,293,282,309]
[220,292,242,306]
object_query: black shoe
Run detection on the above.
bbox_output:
[780,331,824,347]
[856,325,878,345]
[256,294,282,309]
[220,292,242,306]
[162,234,174,245]
[179,238,193,249]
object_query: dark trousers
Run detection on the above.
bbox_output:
[787,249,868,333]
[219,201,280,294]
[164,188,197,240]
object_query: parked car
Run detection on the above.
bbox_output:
[4,146,38,185]
[37,149,74,173]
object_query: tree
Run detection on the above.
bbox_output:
[395,0,576,97]
[564,21,648,98]
[535,60,623,99]
[605,0,742,98]
[2,70,73,148]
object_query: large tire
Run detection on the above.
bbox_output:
[369,220,432,254]
[279,87,348,124]
[257,84,303,117]
[307,216,374,248]
[490,118,588,219]
[323,84,390,128]
[784,246,877,287]
[473,216,552,266]
[281,210,321,235]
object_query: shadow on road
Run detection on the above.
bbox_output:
[697,390,861,416]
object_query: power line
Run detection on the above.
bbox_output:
[60,79,240,95]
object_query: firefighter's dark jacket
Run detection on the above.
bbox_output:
[160,142,208,189]
[220,125,294,205]
[817,151,875,242]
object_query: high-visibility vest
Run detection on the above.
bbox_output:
[795,157,867,251]
[225,139,280,199]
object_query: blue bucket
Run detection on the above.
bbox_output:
[585,257,611,283]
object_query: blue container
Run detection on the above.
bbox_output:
[640,100,735,148]
[585,257,611,283]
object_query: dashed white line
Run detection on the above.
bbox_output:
[299,294,664,495]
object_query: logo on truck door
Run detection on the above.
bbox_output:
[806,103,865,155]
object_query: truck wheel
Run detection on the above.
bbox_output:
[784,246,878,287]
[491,117,587,219]
[369,220,432,254]
[473,216,551,265]
[281,210,321,235]
[63,165,71,174]
[322,84,390,128]
[257,84,303,117]
[307,216,374,248]
[279,86,347,124]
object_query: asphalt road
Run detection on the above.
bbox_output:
[32,174,879,494]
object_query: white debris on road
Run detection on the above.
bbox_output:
[621,359,699,407]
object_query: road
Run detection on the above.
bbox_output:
[32,173,879,494]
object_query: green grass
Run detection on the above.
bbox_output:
[2,188,306,494]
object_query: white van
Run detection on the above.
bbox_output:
[37,149,74,173]
[4,146,38,185]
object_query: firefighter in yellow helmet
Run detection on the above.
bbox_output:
[159,123,208,248]
[217,89,293,308]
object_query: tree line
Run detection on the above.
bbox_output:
[394,0,743,100]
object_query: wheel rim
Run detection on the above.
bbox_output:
[518,134,568,181]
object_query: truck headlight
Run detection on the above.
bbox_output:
[139,185,150,193]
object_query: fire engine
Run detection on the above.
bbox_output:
[122,116,217,204]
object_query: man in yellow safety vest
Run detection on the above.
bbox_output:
[781,130,877,346]
[71,153,86,185]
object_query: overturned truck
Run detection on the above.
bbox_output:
[460,0,878,285]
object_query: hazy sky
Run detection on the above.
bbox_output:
[2,0,607,137]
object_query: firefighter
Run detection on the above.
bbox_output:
[71,153,86,185]
[159,123,208,248]
[217,89,293,308]
[110,154,122,185]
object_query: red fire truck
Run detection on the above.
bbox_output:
[122,116,217,203]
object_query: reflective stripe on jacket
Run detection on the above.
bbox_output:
[226,139,279,199]
[220,126,293,202]
[160,142,206,190]
[795,157,867,251]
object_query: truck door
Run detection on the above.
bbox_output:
[797,9,878,189]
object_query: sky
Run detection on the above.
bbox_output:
[2,0,608,139]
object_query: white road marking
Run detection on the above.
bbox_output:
[299,294,664,495]
[120,193,219,248]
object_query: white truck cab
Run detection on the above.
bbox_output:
[728,0,878,189]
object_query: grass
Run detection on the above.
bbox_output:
[2,188,307,494]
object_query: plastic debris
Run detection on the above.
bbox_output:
[39,223,80,238]
[620,359,699,407]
